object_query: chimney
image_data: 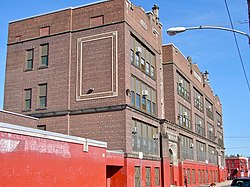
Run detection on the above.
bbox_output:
[152,4,159,22]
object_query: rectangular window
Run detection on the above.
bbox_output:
[194,87,203,112]
[146,167,151,187]
[130,49,135,64]
[196,141,206,162]
[24,89,32,110]
[131,77,135,105]
[26,49,34,70]
[141,58,145,72]
[131,76,156,115]
[180,134,194,160]
[134,166,141,187]
[130,34,155,80]
[39,83,47,108]
[150,65,155,78]
[146,62,150,74]
[155,167,160,186]
[37,125,46,131]
[207,122,216,141]
[132,119,158,155]
[135,53,140,67]
[177,72,190,102]
[178,104,191,130]
[205,99,214,120]
[40,44,49,67]
[195,114,205,136]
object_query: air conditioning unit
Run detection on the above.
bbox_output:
[136,47,142,54]
[142,90,149,96]
[132,127,138,134]
[197,95,201,100]
[219,135,223,139]
[153,134,159,140]
[179,80,183,85]
[217,122,221,126]
[190,143,194,148]
[208,105,212,109]
[198,121,202,125]
[209,128,213,132]
[200,147,204,151]
[183,112,188,117]
[211,150,215,154]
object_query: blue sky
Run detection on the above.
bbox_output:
[0,0,249,156]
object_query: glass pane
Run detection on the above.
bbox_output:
[26,60,33,69]
[39,84,47,96]
[25,100,31,110]
[131,91,135,105]
[41,44,48,55]
[39,97,46,107]
[27,49,33,60]
[41,56,48,66]
[136,94,140,108]
[25,89,31,99]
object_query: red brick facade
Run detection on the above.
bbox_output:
[3,0,226,186]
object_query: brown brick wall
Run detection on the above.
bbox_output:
[0,110,38,128]
[4,33,71,114]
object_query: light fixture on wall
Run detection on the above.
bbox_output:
[86,88,94,94]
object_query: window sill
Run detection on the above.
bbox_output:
[24,69,33,72]
[35,107,47,111]
[22,109,31,112]
[38,66,49,70]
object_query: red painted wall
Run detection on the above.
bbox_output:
[0,131,107,187]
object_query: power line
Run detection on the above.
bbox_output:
[224,136,250,139]
[224,0,250,91]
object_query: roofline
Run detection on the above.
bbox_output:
[0,122,107,148]
[0,109,38,120]
[9,0,109,24]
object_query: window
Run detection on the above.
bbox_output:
[207,123,216,141]
[217,131,223,146]
[194,88,203,112]
[131,76,157,115]
[38,83,47,108]
[40,44,49,67]
[178,104,191,130]
[195,115,205,136]
[134,166,141,187]
[180,135,194,160]
[135,53,140,67]
[205,99,214,120]
[196,141,206,162]
[215,112,222,128]
[130,49,135,64]
[146,62,150,74]
[24,89,32,110]
[177,72,190,102]
[130,34,155,79]
[37,125,46,131]
[132,119,158,155]
[25,49,33,70]
[155,167,160,186]
[208,146,217,164]
[146,167,151,187]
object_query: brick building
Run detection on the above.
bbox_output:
[226,155,250,179]
[161,44,226,186]
[3,0,226,186]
